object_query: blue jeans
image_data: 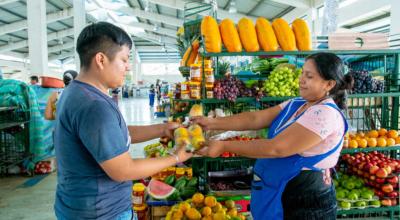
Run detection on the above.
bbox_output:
[116,209,136,220]
[149,93,155,107]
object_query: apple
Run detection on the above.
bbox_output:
[387,191,398,198]
[383,166,392,174]
[376,168,388,178]
[387,176,399,184]
[357,170,364,176]
[336,189,346,199]
[355,201,367,208]
[363,173,370,178]
[358,162,366,170]
[369,200,381,207]
[381,199,392,206]
[344,180,356,190]
[369,175,376,181]
[374,189,384,198]
[352,167,358,173]
[347,192,359,200]
[342,154,351,160]
[340,201,351,209]
[369,165,379,175]
[376,178,386,184]
[382,184,394,193]
[391,199,397,206]
[361,191,373,200]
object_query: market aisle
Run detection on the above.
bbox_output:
[0,97,163,220]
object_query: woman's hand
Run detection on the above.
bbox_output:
[174,145,193,163]
[197,140,225,158]
[163,122,180,138]
[190,116,213,131]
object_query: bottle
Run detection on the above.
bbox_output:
[132,183,146,208]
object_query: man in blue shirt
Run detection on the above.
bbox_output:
[54,22,192,220]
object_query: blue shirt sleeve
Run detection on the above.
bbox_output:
[76,100,128,164]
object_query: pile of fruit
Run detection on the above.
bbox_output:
[144,136,173,158]
[34,161,53,174]
[334,173,381,210]
[344,128,400,148]
[220,135,260,157]
[165,193,246,220]
[263,66,301,97]
[341,152,399,206]
[348,70,385,94]
[213,75,247,102]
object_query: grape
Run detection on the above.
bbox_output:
[349,70,384,94]
[264,66,300,97]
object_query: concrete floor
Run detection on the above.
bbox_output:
[0,97,163,220]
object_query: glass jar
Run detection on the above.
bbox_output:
[190,81,201,99]
[167,167,176,176]
[132,183,145,207]
[185,167,193,179]
[133,204,147,220]
[181,91,190,100]
[206,83,214,99]
[175,167,185,179]
[181,81,190,93]
[190,63,202,82]
[204,68,214,84]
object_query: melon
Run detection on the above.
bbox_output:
[147,179,176,200]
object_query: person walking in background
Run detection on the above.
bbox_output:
[44,70,78,120]
[30,75,39,85]
[149,84,155,107]
[155,79,161,103]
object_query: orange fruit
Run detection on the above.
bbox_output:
[349,133,356,139]
[368,130,379,138]
[357,139,368,148]
[395,137,400,144]
[204,196,217,207]
[357,132,366,138]
[378,128,388,137]
[192,193,204,204]
[388,130,399,139]
[349,140,358,148]
[377,137,387,147]
[386,138,396,146]
[367,138,377,147]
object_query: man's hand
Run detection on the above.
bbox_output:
[197,140,225,158]
[190,116,213,131]
[163,122,180,138]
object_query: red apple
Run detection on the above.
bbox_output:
[342,154,351,160]
[387,191,398,198]
[369,165,379,174]
[358,162,366,170]
[387,176,399,184]
[382,184,394,193]
[381,199,392,206]
[376,178,386,184]
[391,199,397,206]
[375,189,384,198]
[384,166,392,174]
[376,168,388,178]
[369,175,376,181]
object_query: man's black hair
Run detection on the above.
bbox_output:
[76,22,132,70]
[30,75,39,81]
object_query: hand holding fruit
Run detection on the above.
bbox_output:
[197,140,226,158]
[164,122,180,139]
[190,116,213,131]
[173,145,193,163]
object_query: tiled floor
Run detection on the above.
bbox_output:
[0,97,164,220]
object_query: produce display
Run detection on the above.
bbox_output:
[341,152,399,206]
[180,39,200,67]
[165,193,246,220]
[348,70,385,94]
[219,19,242,53]
[220,135,260,157]
[291,18,312,51]
[238,17,260,52]
[201,16,222,53]
[335,172,381,210]
[272,18,297,51]
[263,66,301,97]
[148,175,198,201]
[144,137,173,158]
[255,17,278,52]
[344,129,400,148]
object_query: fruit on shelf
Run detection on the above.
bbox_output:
[189,104,203,117]
[344,129,400,148]
[264,66,301,97]
[238,17,260,52]
[180,39,200,67]
[375,168,388,178]
[348,70,384,94]
[339,201,352,209]
[147,179,177,200]
[381,184,394,193]
[219,18,242,53]
[291,18,312,51]
[188,124,203,137]
[255,17,278,52]
[272,18,297,51]
[201,16,222,53]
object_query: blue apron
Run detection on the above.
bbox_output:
[250,98,348,220]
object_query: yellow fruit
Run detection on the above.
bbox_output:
[172,210,184,219]
[272,18,296,51]
[291,18,311,51]
[367,138,377,147]
[188,124,203,137]
[238,17,260,52]
[238,214,246,220]
[386,138,395,146]
[174,127,189,138]
[201,206,212,217]
[179,202,191,213]
[379,128,388,137]
[377,137,387,147]
[180,39,199,67]
[212,202,223,213]
[204,196,217,207]
[224,200,235,209]
[388,130,399,139]
[395,137,400,144]
[349,140,358,148]
[255,17,278,52]
[175,137,190,147]
[201,16,222,53]
[357,132,366,138]
[186,208,202,220]
[357,139,368,148]
[189,104,203,117]
[192,193,205,204]
[201,216,213,220]
[368,130,379,138]
[219,18,242,52]
[191,135,205,150]
[227,208,238,217]
[213,212,227,220]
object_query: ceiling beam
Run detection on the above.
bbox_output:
[49,51,74,61]
[269,0,310,9]
[0,28,74,52]
[0,7,73,36]
[147,0,257,23]
[135,32,177,46]
[48,41,74,53]
[337,0,391,26]
[0,0,18,6]
[136,45,178,51]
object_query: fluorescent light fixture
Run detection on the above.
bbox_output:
[228,0,237,14]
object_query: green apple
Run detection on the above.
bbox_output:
[361,191,373,200]
[336,190,346,199]
[344,180,356,190]
[340,201,352,209]
[354,179,364,188]
[369,200,381,207]
[347,192,359,200]
[355,201,367,208]
[350,189,360,197]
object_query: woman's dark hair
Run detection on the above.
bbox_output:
[63,70,78,86]
[306,52,354,109]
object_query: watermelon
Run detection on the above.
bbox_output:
[147,179,176,200]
